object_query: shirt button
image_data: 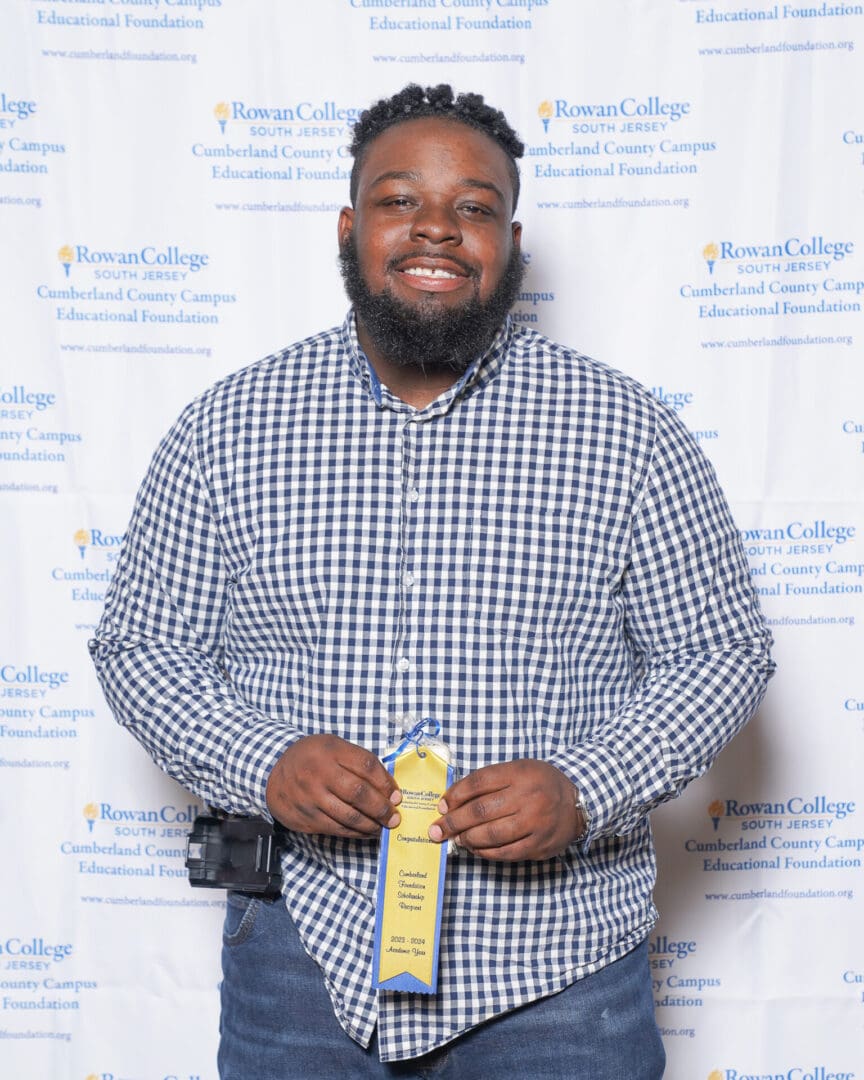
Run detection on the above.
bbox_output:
[408,488,420,502]
[396,657,411,672]
[403,572,415,587]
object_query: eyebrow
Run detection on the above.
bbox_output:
[368,170,506,204]
[459,178,506,203]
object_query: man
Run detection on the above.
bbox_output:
[91,84,774,1078]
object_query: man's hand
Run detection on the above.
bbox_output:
[427,760,584,861]
[266,734,401,838]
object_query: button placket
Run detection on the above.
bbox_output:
[392,416,429,692]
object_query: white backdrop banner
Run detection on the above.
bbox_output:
[1,2,862,1077]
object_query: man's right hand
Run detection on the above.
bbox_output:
[265,734,401,838]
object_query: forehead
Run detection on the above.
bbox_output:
[355,116,514,200]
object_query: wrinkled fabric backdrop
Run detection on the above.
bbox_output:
[1,1,862,1076]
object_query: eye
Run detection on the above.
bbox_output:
[460,203,491,217]
[382,196,414,208]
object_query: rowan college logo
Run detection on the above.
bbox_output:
[537,100,553,133]
[214,101,229,134]
[702,242,719,275]
[708,800,724,831]
[83,803,98,833]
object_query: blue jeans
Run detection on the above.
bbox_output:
[219,891,665,1079]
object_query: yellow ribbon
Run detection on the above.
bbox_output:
[376,745,449,988]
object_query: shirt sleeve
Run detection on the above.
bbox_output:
[88,403,303,817]
[547,403,775,843]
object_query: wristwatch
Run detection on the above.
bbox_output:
[573,789,590,842]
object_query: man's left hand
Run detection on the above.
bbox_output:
[427,760,584,861]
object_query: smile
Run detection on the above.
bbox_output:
[393,258,472,294]
[401,266,460,280]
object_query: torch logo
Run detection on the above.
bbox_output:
[537,100,553,134]
[214,101,229,134]
[702,242,719,275]
[83,803,98,833]
[708,799,724,832]
[58,245,74,278]
[73,529,90,560]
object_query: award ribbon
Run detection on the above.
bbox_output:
[373,719,453,994]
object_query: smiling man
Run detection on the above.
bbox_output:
[91,84,774,1079]
[336,98,525,407]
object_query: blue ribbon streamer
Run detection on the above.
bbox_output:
[382,717,441,763]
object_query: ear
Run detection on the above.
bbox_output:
[338,206,354,250]
[511,220,522,249]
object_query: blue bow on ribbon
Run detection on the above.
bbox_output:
[382,717,441,763]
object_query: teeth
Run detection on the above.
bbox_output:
[402,266,459,279]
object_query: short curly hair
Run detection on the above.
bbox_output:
[349,83,524,211]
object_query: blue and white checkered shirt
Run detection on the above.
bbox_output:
[91,313,773,1062]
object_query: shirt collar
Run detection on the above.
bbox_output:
[341,309,514,418]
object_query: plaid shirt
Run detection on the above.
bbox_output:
[90,313,774,1062]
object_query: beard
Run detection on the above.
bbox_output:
[338,233,525,376]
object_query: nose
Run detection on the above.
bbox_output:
[408,199,462,245]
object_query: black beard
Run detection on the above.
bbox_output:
[338,233,525,375]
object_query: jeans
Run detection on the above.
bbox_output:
[219,891,665,1079]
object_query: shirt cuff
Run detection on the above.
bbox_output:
[221,721,306,820]
[548,739,645,846]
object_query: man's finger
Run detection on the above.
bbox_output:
[329,769,401,826]
[467,837,545,862]
[455,813,528,852]
[266,734,402,836]
[333,742,400,799]
[428,796,514,843]
[438,766,509,812]
[317,792,401,836]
